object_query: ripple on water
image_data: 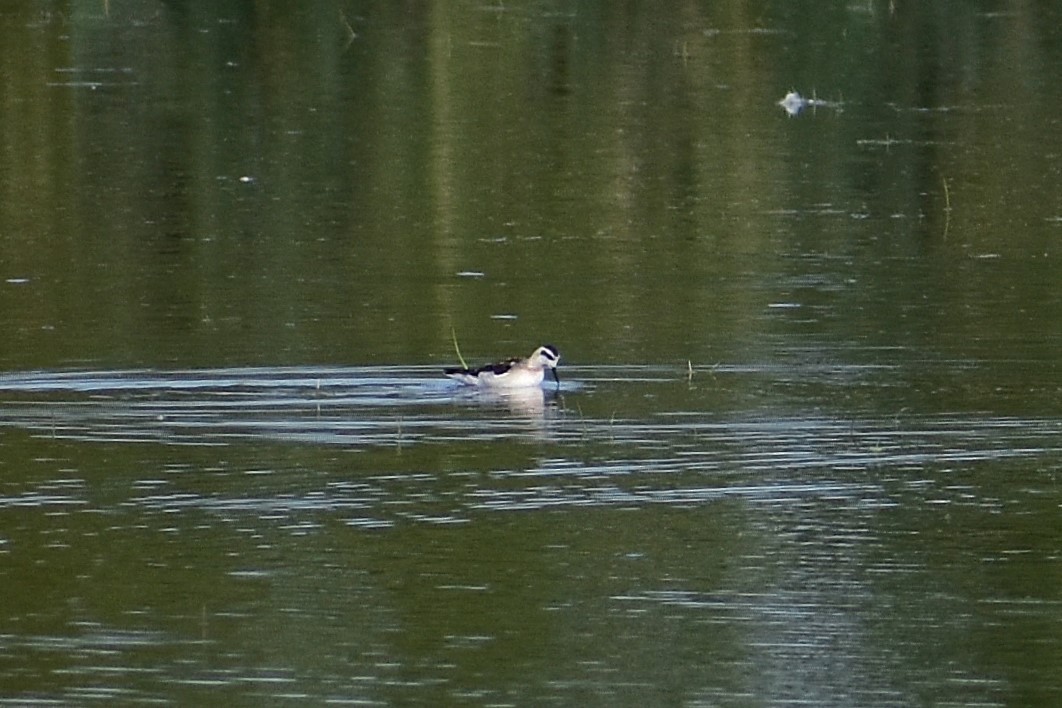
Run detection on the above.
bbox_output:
[0,367,1059,530]
[0,366,571,447]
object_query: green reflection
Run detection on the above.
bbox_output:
[1,1,1061,704]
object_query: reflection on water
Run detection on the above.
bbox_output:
[2,0,1062,704]
[0,366,564,447]
[2,364,1058,524]
[1,364,1061,705]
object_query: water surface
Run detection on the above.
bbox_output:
[2,0,1061,705]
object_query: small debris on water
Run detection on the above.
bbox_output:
[778,90,843,117]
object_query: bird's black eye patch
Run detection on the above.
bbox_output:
[542,344,559,359]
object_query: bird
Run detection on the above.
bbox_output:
[444,344,560,389]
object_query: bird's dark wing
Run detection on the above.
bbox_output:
[482,358,518,375]
[444,356,521,378]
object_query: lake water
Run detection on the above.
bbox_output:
[2,1,1061,705]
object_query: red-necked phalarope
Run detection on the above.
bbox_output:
[444,344,560,388]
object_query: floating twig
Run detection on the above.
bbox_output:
[942,176,952,240]
[339,10,356,43]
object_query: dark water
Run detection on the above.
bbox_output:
[2,1,1061,705]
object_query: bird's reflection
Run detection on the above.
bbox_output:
[453,385,561,419]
